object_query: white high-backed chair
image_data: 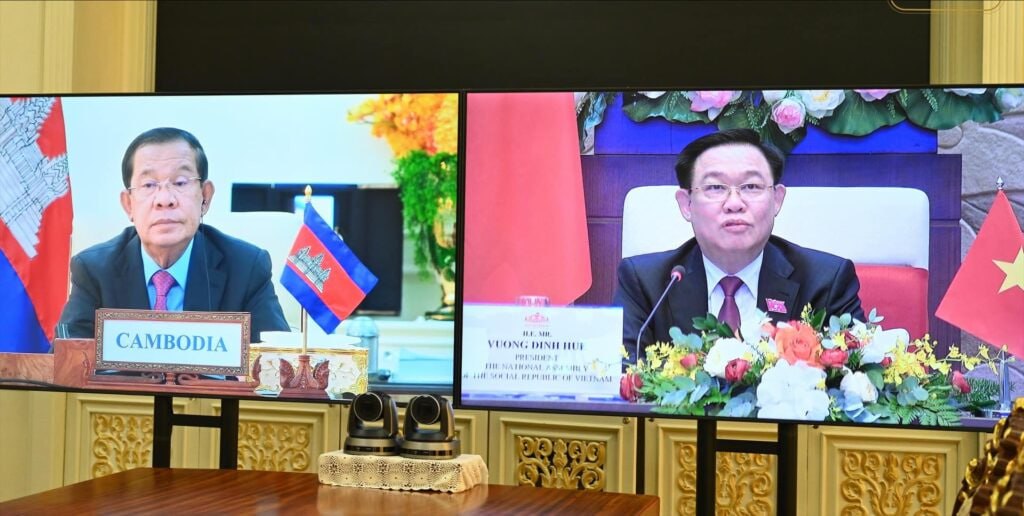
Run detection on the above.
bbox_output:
[621,186,931,336]
[214,211,304,329]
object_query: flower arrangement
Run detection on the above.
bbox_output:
[348,94,459,282]
[619,305,1004,426]
[578,88,1024,153]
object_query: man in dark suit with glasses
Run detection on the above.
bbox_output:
[615,129,864,364]
[57,127,289,343]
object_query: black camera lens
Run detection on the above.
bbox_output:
[409,395,442,425]
[353,392,384,422]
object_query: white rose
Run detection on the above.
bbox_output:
[796,90,846,118]
[995,88,1024,112]
[756,361,830,421]
[944,88,986,96]
[639,91,666,99]
[840,371,878,404]
[762,90,789,104]
[703,338,754,379]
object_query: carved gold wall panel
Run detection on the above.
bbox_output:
[805,425,981,515]
[63,394,201,483]
[197,399,341,472]
[488,412,635,493]
[645,419,782,515]
[516,435,606,490]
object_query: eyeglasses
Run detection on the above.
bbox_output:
[128,177,202,199]
[690,183,775,202]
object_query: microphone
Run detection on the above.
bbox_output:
[635,265,685,364]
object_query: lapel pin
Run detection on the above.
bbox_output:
[766,298,787,313]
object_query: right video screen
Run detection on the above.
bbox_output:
[456,88,1024,429]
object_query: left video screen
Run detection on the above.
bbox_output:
[0,92,458,400]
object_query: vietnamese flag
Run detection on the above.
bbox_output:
[936,190,1024,357]
[463,93,592,305]
[280,203,378,334]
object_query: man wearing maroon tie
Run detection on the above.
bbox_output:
[615,129,864,365]
[57,127,289,343]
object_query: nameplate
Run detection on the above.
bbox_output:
[461,304,622,397]
[95,309,251,375]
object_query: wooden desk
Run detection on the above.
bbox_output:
[0,468,660,515]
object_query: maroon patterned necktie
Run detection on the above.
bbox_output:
[718,276,743,336]
[152,270,176,311]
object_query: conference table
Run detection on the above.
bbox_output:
[0,468,660,515]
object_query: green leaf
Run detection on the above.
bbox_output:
[818,92,906,136]
[898,89,1001,130]
[865,367,884,389]
[668,326,686,344]
[672,375,696,392]
[622,92,710,124]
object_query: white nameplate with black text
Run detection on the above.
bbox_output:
[461,304,623,397]
[95,309,251,375]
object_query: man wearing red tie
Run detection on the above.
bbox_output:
[615,129,864,364]
[57,127,289,342]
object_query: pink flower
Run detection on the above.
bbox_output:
[820,348,849,368]
[771,98,806,134]
[880,357,893,368]
[725,358,751,383]
[619,372,643,402]
[679,353,699,369]
[854,89,899,102]
[686,91,741,120]
[951,371,971,394]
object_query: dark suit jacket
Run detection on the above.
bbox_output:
[58,224,290,341]
[614,235,864,364]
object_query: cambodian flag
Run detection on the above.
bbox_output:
[0,97,73,353]
[280,203,378,334]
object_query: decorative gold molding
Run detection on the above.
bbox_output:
[202,399,341,472]
[91,413,153,477]
[807,425,979,514]
[516,436,607,490]
[675,444,775,515]
[647,419,780,515]
[237,421,312,471]
[838,450,943,515]
[64,394,200,483]
[489,412,635,493]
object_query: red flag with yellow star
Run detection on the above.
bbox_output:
[937,190,1024,357]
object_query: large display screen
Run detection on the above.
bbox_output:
[0,92,458,400]
[456,88,1024,429]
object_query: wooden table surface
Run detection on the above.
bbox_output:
[0,468,660,515]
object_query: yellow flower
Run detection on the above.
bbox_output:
[348,93,458,158]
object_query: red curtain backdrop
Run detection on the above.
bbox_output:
[463,93,592,305]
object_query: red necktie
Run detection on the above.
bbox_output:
[718,276,743,336]
[152,270,177,311]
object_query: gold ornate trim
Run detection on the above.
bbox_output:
[516,436,606,490]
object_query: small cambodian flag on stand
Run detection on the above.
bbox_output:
[280,203,378,333]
